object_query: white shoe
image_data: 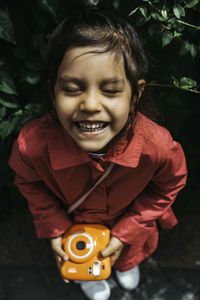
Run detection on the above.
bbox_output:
[78,280,111,300]
[115,265,140,290]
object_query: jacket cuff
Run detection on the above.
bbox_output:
[34,209,73,239]
[158,207,178,229]
[111,212,155,246]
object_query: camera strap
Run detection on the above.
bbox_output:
[67,162,115,214]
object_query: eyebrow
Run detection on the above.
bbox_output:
[59,77,82,84]
[101,77,125,85]
[59,76,125,85]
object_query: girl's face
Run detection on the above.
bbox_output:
[54,46,142,153]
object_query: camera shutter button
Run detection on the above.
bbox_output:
[93,262,100,277]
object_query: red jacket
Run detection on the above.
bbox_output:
[9,111,187,271]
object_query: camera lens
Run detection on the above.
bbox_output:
[76,241,86,250]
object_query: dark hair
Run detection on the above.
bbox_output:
[48,0,160,122]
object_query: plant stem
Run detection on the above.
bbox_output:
[176,20,200,30]
[147,82,200,94]
[146,1,200,30]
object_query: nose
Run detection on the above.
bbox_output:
[79,89,102,112]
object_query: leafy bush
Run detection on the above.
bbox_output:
[0,0,200,219]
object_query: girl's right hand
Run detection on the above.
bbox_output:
[50,235,70,283]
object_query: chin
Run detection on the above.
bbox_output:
[77,143,107,153]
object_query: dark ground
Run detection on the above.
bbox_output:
[0,206,200,299]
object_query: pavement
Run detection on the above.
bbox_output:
[0,209,200,300]
[0,266,200,300]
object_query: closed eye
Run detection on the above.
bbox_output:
[102,89,121,95]
[63,88,82,94]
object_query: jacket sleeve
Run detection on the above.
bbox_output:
[9,140,73,239]
[111,140,187,246]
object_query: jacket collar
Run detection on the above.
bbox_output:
[105,133,143,168]
[47,113,144,170]
[47,123,90,170]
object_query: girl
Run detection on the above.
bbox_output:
[9,1,187,300]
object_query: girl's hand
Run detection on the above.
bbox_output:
[50,235,69,283]
[101,236,124,266]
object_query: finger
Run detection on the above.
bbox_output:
[110,248,123,266]
[101,246,114,257]
[62,278,70,284]
[54,254,70,284]
[52,246,69,262]
[50,236,69,261]
[101,238,123,257]
[54,254,62,268]
[54,253,60,264]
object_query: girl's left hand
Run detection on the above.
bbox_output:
[101,236,124,266]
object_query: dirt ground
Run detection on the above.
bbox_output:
[0,206,200,269]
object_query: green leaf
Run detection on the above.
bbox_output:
[173,30,183,38]
[36,0,61,17]
[25,73,40,85]
[172,76,180,88]
[180,77,197,89]
[24,103,42,112]
[0,107,6,119]
[180,41,190,55]
[161,9,168,19]
[129,7,140,16]
[151,12,159,21]
[176,22,185,32]
[190,44,197,58]
[172,76,198,90]
[186,0,199,8]
[157,15,167,22]
[168,17,176,25]
[180,41,197,57]
[0,75,18,96]
[173,4,185,19]
[0,98,19,108]
[140,7,148,18]
[0,8,16,44]
[162,31,173,47]
[0,116,20,140]
[113,0,120,9]
[36,0,55,16]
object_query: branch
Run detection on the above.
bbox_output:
[147,82,200,94]
[145,1,200,31]
[176,20,200,30]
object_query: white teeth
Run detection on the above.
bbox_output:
[76,121,107,132]
[78,122,105,129]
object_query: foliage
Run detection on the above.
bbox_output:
[0,0,200,219]
[126,0,200,214]
[128,0,200,89]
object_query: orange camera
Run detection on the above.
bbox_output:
[61,224,111,281]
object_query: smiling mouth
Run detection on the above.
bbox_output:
[75,121,109,132]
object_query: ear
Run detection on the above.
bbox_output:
[137,79,146,99]
[130,79,146,113]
